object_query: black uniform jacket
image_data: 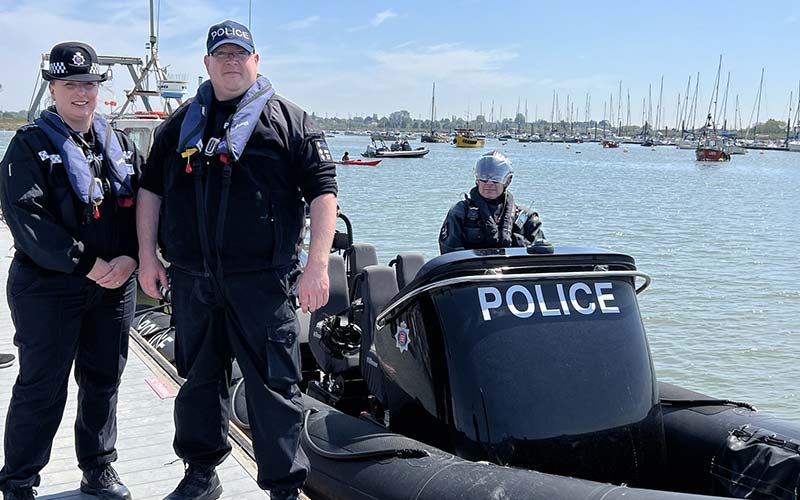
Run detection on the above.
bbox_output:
[439,189,544,254]
[140,94,337,274]
[0,123,142,276]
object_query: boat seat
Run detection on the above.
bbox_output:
[389,252,426,290]
[344,243,379,291]
[356,265,399,404]
[308,254,359,375]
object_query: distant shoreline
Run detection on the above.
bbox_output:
[0,120,26,131]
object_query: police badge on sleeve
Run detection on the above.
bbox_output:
[313,139,333,162]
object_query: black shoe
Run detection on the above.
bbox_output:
[162,464,222,500]
[80,464,131,500]
[1,486,36,500]
[269,489,299,500]
[0,353,15,369]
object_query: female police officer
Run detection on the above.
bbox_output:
[0,42,140,500]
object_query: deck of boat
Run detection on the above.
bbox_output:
[0,225,271,499]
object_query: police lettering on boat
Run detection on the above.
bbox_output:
[477,281,620,320]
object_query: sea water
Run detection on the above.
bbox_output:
[332,136,800,420]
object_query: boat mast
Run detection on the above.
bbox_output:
[691,73,700,132]
[641,97,646,139]
[705,55,722,129]
[626,89,631,133]
[114,0,184,117]
[735,95,742,132]
[786,91,793,147]
[680,75,691,137]
[720,72,731,131]
[524,99,528,135]
[617,80,622,134]
[429,82,436,134]
[749,68,765,141]
[646,84,652,141]
[655,75,664,137]
[795,81,800,138]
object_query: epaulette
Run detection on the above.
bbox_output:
[17,122,39,133]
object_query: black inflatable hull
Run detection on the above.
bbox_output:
[661,382,800,497]
[301,395,713,500]
[301,387,800,500]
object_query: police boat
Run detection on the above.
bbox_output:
[132,214,800,500]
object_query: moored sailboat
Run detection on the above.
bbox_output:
[696,114,731,162]
[421,82,448,143]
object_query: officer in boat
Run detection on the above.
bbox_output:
[0,41,141,500]
[137,20,337,500]
[439,150,544,254]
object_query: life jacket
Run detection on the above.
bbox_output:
[35,109,135,219]
[16,122,136,232]
[462,187,516,248]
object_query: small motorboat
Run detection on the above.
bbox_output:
[602,139,620,148]
[453,128,486,148]
[334,159,382,166]
[362,136,429,158]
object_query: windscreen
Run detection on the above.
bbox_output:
[435,276,657,443]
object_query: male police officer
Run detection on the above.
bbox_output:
[137,21,337,500]
[439,151,544,254]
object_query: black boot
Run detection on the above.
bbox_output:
[0,352,15,369]
[162,463,222,500]
[80,464,132,500]
[1,486,37,500]
[268,488,299,500]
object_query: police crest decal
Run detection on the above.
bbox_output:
[395,321,411,353]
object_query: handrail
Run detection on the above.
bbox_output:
[375,270,651,329]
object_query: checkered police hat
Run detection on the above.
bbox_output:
[43,41,108,82]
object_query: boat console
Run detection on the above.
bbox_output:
[311,245,667,486]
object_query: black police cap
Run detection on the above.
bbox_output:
[42,41,108,82]
[206,20,255,54]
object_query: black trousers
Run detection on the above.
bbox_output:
[0,258,135,489]
[170,267,308,491]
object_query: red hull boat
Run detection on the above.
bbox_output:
[695,113,731,162]
[335,159,382,166]
[695,146,731,162]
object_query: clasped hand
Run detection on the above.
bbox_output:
[87,256,137,289]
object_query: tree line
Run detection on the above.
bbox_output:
[310,110,796,140]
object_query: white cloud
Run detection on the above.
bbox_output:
[265,43,537,119]
[348,9,398,32]
[371,10,397,26]
[369,44,525,88]
[282,16,320,31]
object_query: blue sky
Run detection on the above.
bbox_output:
[1,0,799,126]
